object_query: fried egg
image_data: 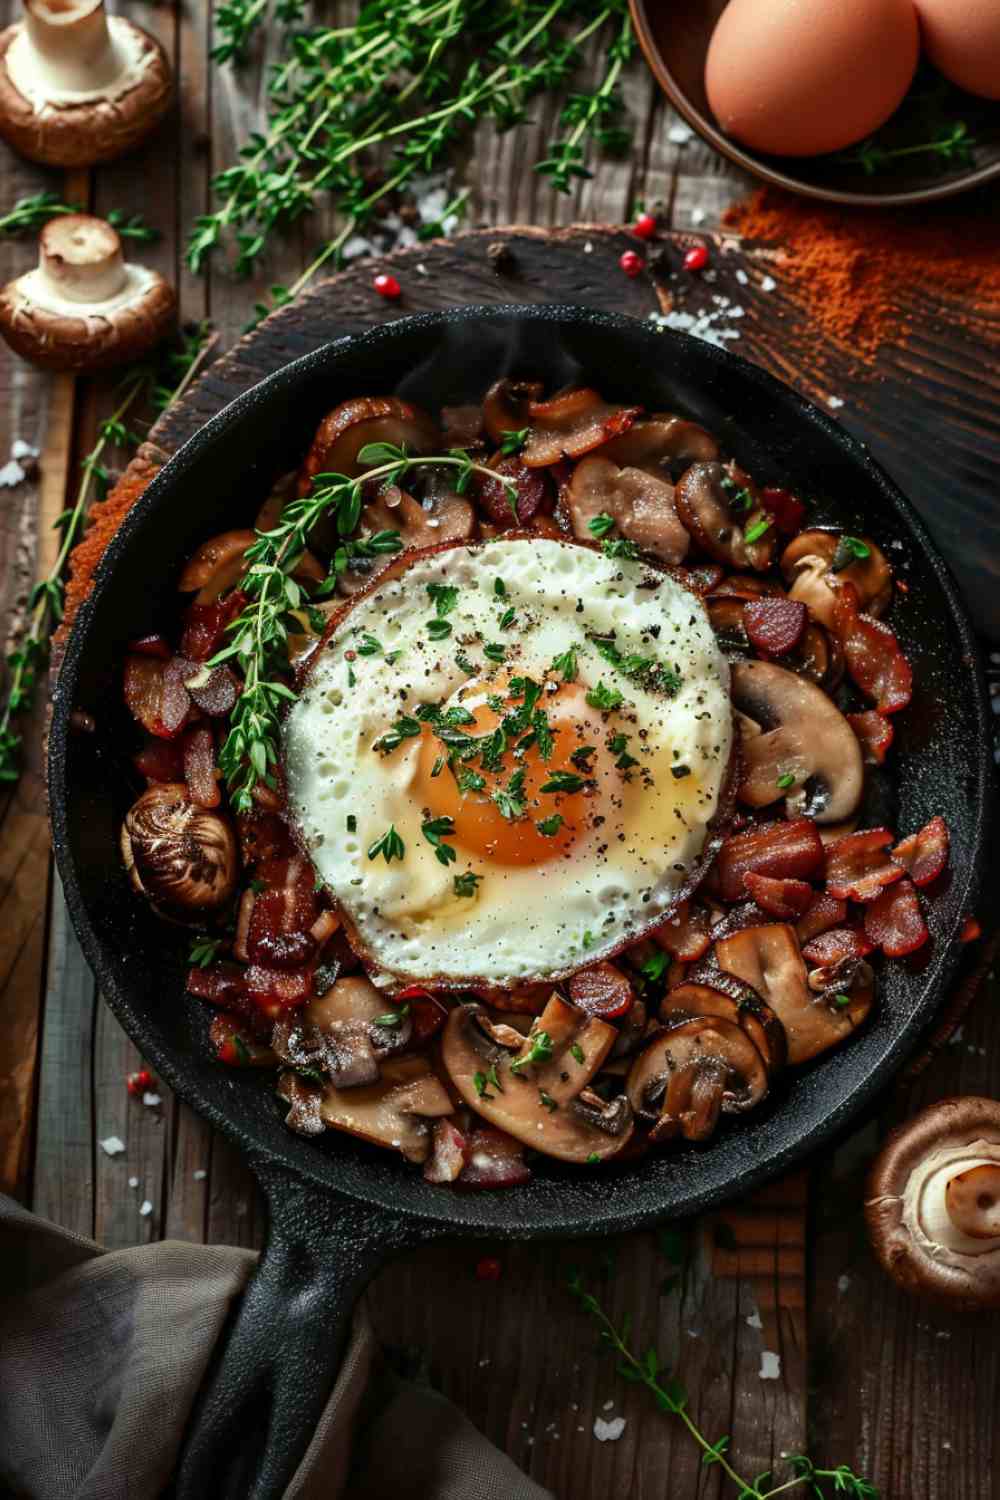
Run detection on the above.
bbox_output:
[284,537,732,987]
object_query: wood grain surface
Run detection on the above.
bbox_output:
[1,4,998,1497]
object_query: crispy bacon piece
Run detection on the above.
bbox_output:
[521,389,641,468]
[891,816,949,888]
[187,961,271,1037]
[716,819,824,903]
[742,597,808,657]
[653,900,712,962]
[742,872,814,919]
[960,916,981,943]
[133,737,185,783]
[568,961,635,1019]
[180,591,246,663]
[182,724,220,809]
[185,663,240,717]
[825,827,905,903]
[831,582,912,714]
[237,807,297,869]
[477,455,549,526]
[393,985,449,1045]
[458,1127,532,1189]
[161,657,197,735]
[760,486,806,535]
[423,1118,469,1183]
[864,877,929,958]
[247,857,318,970]
[847,709,894,765]
[124,655,175,739]
[795,891,848,945]
[244,963,315,1014]
[801,927,874,966]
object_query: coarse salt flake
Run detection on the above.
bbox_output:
[828,395,844,410]
[746,1309,763,1330]
[12,439,38,460]
[837,1274,851,1294]
[668,122,694,144]
[593,1417,626,1442]
[139,1200,154,1217]
[142,1092,162,1108]
[100,1136,126,1157]
[193,1169,208,1181]
[128,1176,139,1189]
[760,275,776,292]
[759,1351,781,1380]
[0,460,26,487]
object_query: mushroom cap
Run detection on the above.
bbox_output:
[597,415,720,477]
[0,214,176,372]
[563,455,689,564]
[298,395,441,494]
[780,530,892,630]
[626,1015,769,1142]
[731,659,863,824]
[674,462,776,572]
[866,1097,1000,1309]
[0,14,172,168]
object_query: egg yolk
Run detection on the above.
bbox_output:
[416,679,601,867]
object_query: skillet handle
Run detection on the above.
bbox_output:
[172,1153,440,1500]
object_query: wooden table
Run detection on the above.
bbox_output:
[1,4,999,1495]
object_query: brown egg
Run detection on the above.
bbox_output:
[705,0,920,157]
[914,0,1000,99]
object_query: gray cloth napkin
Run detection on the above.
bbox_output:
[0,1194,551,1500]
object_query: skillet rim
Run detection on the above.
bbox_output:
[48,303,993,1238]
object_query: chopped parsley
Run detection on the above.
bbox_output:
[832,535,871,571]
[453,871,482,897]
[744,516,772,545]
[537,813,564,837]
[189,935,224,968]
[588,512,616,539]
[373,1004,410,1028]
[473,1070,494,1100]
[571,744,596,769]
[421,815,457,865]
[427,617,452,640]
[550,646,578,681]
[776,770,797,789]
[641,950,670,984]
[427,582,459,617]
[540,770,586,794]
[346,814,357,833]
[586,1152,601,1166]
[539,1089,559,1113]
[609,732,638,770]
[458,769,486,793]
[494,577,507,598]
[570,1042,585,1065]
[833,992,853,1008]
[493,768,527,821]
[499,607,516,630]
[357,633,384,657]
[510,1029,553,1072]
[499,427,530,456]
[374,714,422,753]
[602,537,641,561]
[720,475,754,513]
[483,642,506,663]
[588,632,681,695]
[586,680,624,712]
[367,824,405,863]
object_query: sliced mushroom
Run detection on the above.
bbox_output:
[866,1097,1000,1309]
[597,414,720,477]
[0,214,175,372]
[441,996,634,1163]
[0,0,172,168]
[731,660,863,824]
[121,783,238,916]
[278,1055,453,1160]
[177,527,323,604]
[714,922,870,1064]
[661,977,786,1075]
[521,389,642,469]
[298,396,441,494]
[674,463,776,571]
[271,975,411,1088]
[626,1017,768,1143]
[780,530,892,630]
[482,377,544,444]
[564,456,689,564]
[334,480,475,595]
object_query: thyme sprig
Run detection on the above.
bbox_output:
[0,192,158,240]
[0,328,216,788]
[189,0,633,287]
[568,1269,878,1499]
[843,120,975,176]
[211,447,514,811]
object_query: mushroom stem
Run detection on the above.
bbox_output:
[21,0,120,94]
[38,213,125,303]
[945,1162,1000,1241]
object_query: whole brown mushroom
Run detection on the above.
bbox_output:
[120,783,238,918]
[0,0,172,167]
[0,213,175,371]
[866,1097,1000,1309]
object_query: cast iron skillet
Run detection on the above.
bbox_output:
[48,306,991,1499]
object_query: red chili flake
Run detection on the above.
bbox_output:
[475,1256,503,1281]
[825,827,905,903]
[633,211,657,240]
[864,876,929,958]
[960,915,981,943]
[743,596,808,657]
[619,250,644,278]
[127,1068,154,1096]
[742,872,814,919]
[373,272,401,299]
[891,815,949,888]
[683,244,709,272]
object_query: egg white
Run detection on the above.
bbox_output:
[283,537,732,987]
